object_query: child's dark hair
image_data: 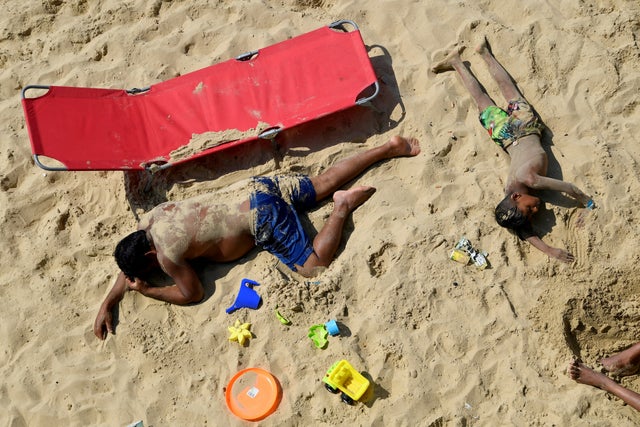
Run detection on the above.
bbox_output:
[494,194,535,240]
[114,230,151,281]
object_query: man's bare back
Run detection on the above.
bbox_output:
[139,181,255,266]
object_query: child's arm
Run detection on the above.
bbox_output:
[529,175,592,206]
[526,235,575,263]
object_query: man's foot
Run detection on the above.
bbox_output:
[386,135,421,158]
[431,45,465,73]
[567,359,610,389]
[601,345,640,377]
[333,186,376,215]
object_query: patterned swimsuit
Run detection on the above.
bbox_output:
[479,98,543,150]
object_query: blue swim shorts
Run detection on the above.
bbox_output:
[250,175,317,271]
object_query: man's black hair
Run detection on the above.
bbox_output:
[495,194,536,240]
[114,230,151,281]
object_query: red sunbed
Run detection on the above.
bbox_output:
[21,20,379,171]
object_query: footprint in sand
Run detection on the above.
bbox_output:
[566,204,597,264]
[367,242,396,277]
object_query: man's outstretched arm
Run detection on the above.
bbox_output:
[94,271,128,340]
[93,261,204,339]
[526,235,575,263]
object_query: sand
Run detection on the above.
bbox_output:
[2,0,640,425]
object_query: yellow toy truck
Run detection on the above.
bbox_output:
[322,359,370,405]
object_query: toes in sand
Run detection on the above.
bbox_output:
[388,135,421,157]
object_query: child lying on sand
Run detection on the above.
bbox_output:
[432,38,593,263]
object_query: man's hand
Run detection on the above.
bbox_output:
[94,305,115,340]
[127,277,150,294]
[547,247,575,263]
[93,271,129,340]
[125,271,204,305]
[93,276,148,340]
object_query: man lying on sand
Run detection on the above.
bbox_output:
[568,342,640,411]
[432,38,593,263]
[94,136,420,339]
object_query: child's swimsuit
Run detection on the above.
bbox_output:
[249,175,317,271]
[479,98,543,150]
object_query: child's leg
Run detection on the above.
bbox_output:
[476,38,522,102]
[568,359,640,412]
[309,136,420,202]
[431,46,495,111]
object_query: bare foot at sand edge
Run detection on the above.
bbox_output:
[431,45,466,73]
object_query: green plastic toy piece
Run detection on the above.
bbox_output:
[275,306,291,325]
[307,324,328,348]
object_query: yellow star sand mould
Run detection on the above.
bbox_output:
[228,320,252,345]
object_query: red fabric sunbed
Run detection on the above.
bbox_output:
[21,20,379,171]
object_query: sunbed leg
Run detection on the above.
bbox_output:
[123,170,154,222]
[123,169,154,196]
[126,197,141,222]
[271,138,281,170]
[142,170,154,193]
[328,20,359,32]
[355,81,380,107]
[259,128,283,170]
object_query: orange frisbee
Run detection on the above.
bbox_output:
[225,367,282,421]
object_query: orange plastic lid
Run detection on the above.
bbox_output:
[225,367,282,421]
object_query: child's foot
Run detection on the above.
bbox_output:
[431,45,465,73]
[567,359,610,388]
[475,36,490,55]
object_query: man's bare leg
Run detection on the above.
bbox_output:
[431,45,494,111]
[476,38,522,102]
[310,135,420,201]
[601,342,640,377]
[567,359,640,411]
[296,186,375,276]
[294,136,419,276]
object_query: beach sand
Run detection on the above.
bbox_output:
[2,0,640,425]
